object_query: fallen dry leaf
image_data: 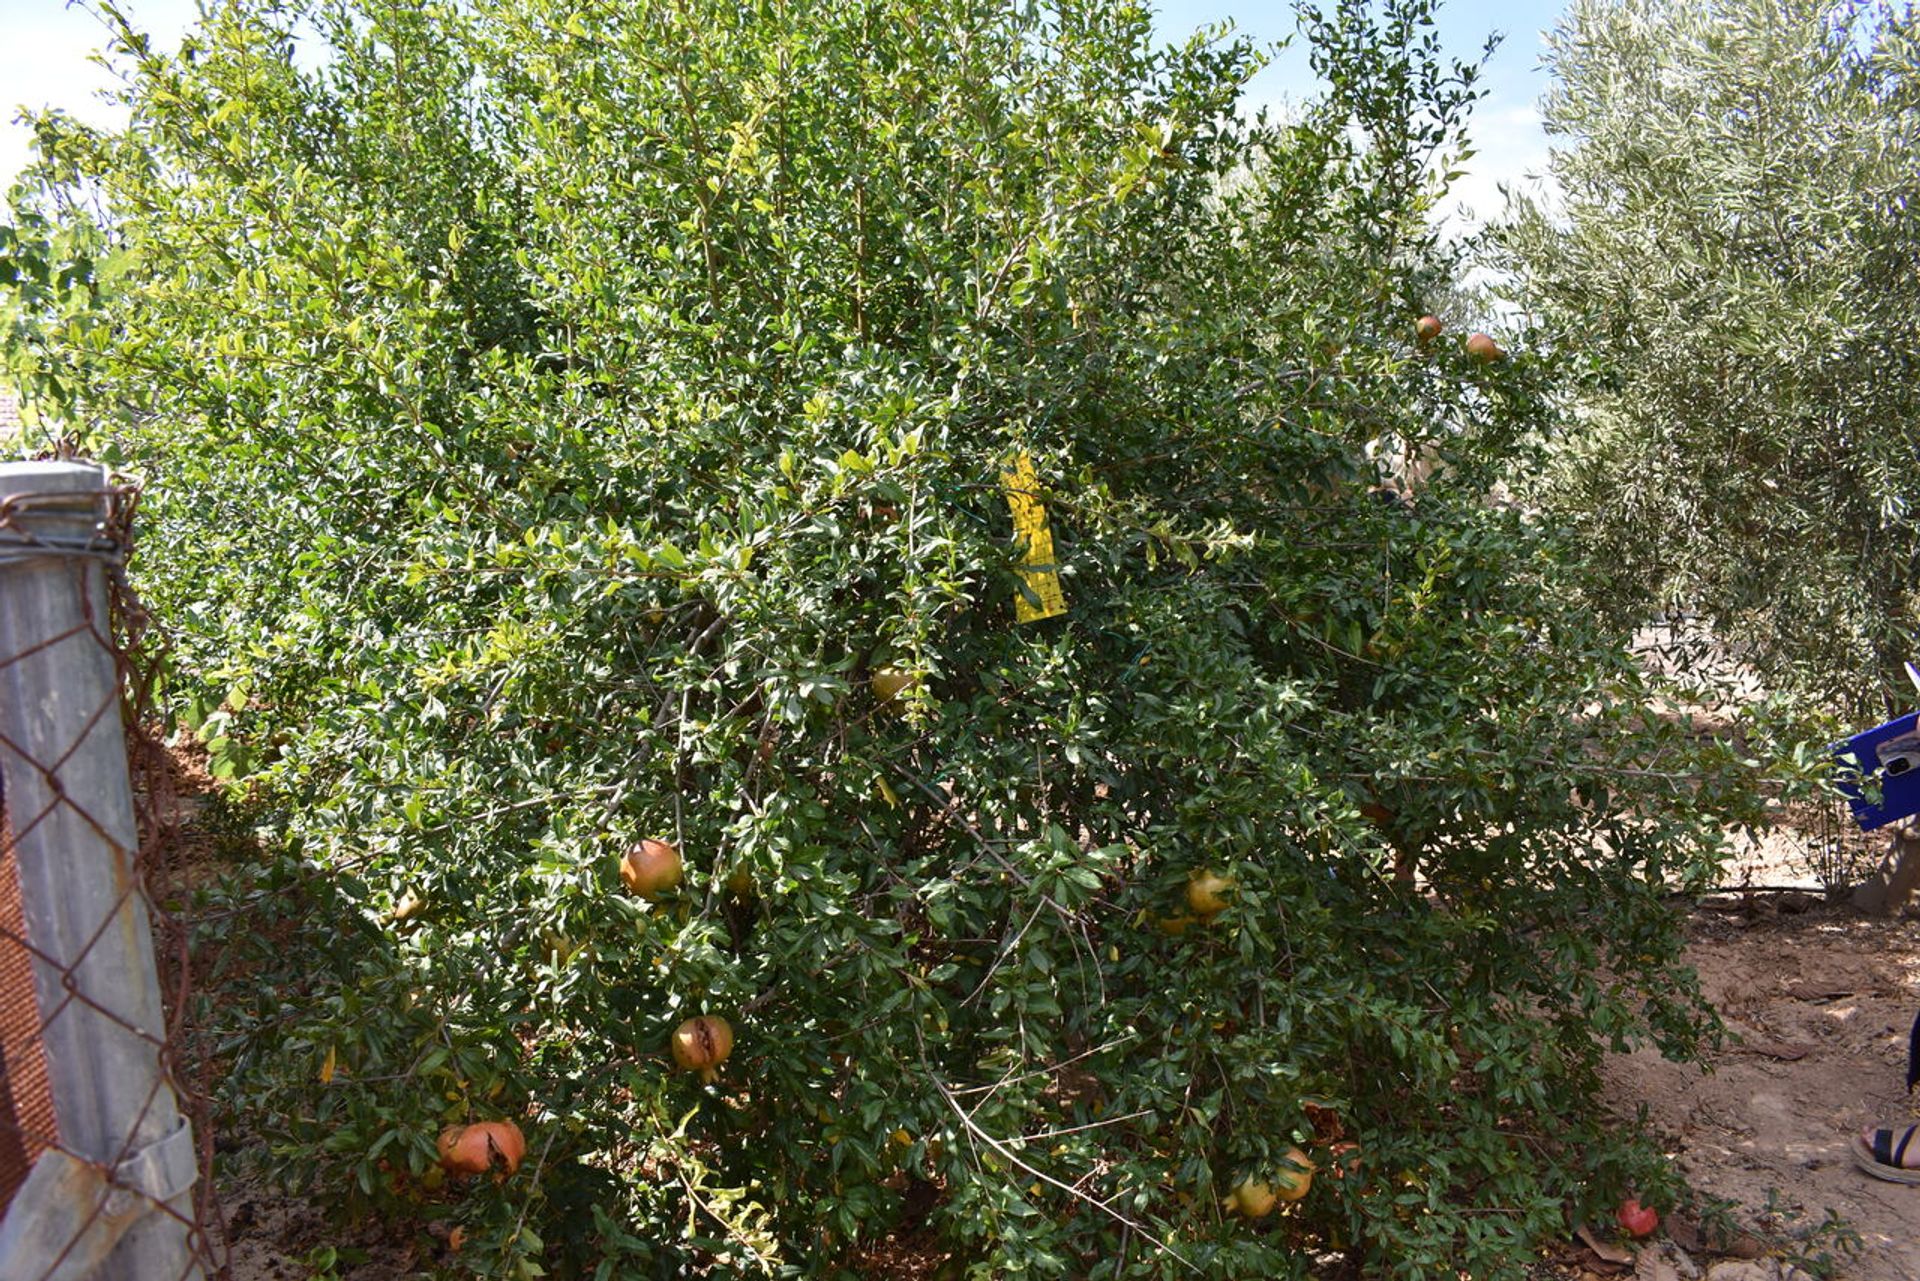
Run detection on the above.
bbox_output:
[1662,1212,1702,1252]
[1634,1251,1681,1281]
[1576,1223,1637,1267]
[1666,1213,1712,1252]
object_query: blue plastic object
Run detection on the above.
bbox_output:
[1834,711,1920,830]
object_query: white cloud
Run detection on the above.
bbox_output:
[1437,98,1559,238]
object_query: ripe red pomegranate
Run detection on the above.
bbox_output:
[620,838,683,899]
[437,1120,525,1178]
[1616,1197,1658,1238]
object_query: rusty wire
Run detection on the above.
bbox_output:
[0,475,228,1280]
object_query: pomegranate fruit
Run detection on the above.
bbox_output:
[1226,1148,1314,1218]
[437,1120,525,1178]
[1616,1197,1658,1238]
[1465,332,1504,364]
[1186,870,1232,916]
[671,1015,735,1083]
[871,666,918,704]
[1273,1146,1314,1201]
[620,838,683,900]
[1226,1177,1278,1218]
[1415,314,1443,343]
[1156,913,1198,937]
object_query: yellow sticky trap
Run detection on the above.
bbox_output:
[1001,452,1067,622]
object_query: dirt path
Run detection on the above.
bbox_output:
[1598,901,1920,1279]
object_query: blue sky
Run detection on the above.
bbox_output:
[1153,0,1562,228]
[1,0,1562,225]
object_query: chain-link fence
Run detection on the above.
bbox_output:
[0,460,223,1281]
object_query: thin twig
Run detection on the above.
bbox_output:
[917,1031,1196,1274]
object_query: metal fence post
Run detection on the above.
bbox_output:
[0,461,200,1281]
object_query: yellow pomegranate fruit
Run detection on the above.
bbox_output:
[671,1015,735,1083]
[1465,332,1505,364]
[1156,913,1199,937]
[437,1120,525,1178]
[1274,1146,1315,1201]
[1186,870,1232,917]
[619,838,683,900]
[1227,1177,1279,1218]
[871,666,918,704]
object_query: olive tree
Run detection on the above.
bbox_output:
[1497,0,1920,716]
[2,0,1760,1276]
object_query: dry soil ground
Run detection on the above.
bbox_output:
[1581,894,1920,1281]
